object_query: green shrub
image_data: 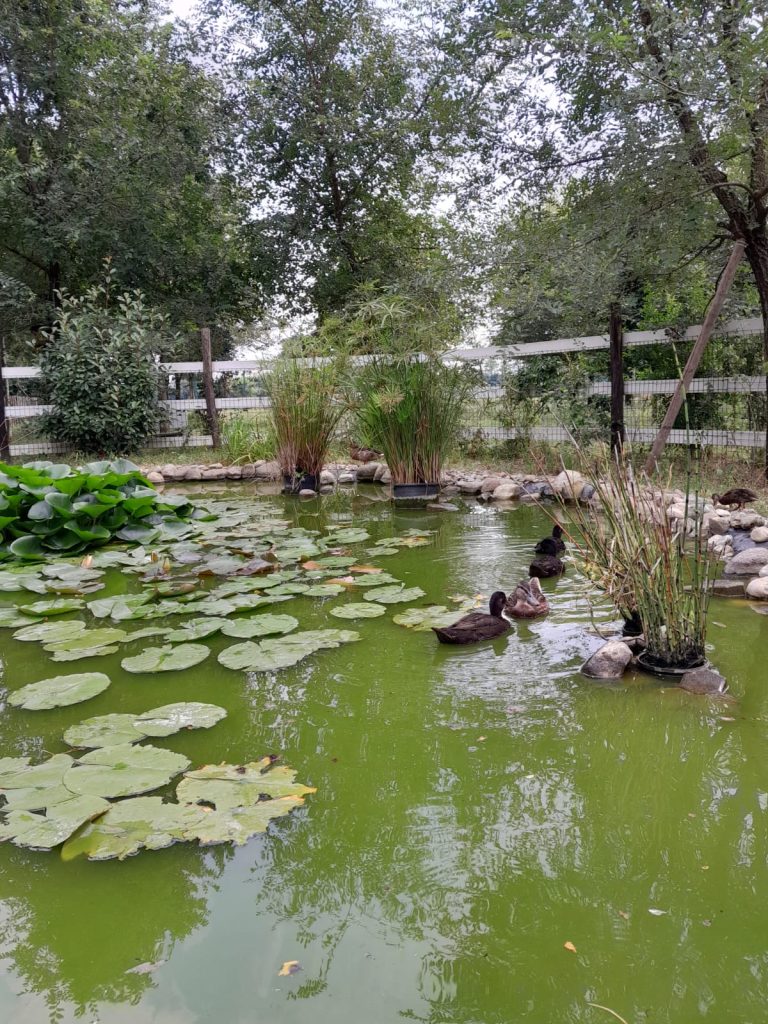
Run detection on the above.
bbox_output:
[40,274,169,455]
[220,411,275,464]
[0,460,200,561]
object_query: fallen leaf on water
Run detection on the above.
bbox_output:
[618,910,630,920]
[687,813,696,818]
[563,941,577,953]
[301,561,322,570]
[477,736,486,742]
[350,565,382,574]
[720,716,736,722]
[278,961,301,977]
[702,919,712,927]
[126,960,166,975]
[648,908,667,916]
[326,576,356,586]
[701,865,709,871]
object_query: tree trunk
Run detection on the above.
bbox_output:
[742,228,768,479]
[0,336,9,461]
[609,302,625,456]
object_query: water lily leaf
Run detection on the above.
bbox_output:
[61,796,203,861]
[87,594,153,619]
[164,617,230,642]
[43,627,128,653]
[303,584,346,597]
[0,607,35,628]
[63,743,190,799]
[364,585,424,604]
[312,556,356,568]
[177,757,316,811]
[64,702,227,748]
[0,753,74,792]
[191,598,238,617]
[212,578,266,596]
[17,598,86,617]
[324,528,370,544]
[391,535,432,548]
[7,672,111,710]
[345,572,401,588]
[392,606,462,630]
[225,593,293,611]
[196,556,245,576]
[220,613,298,639]
[42,564,103,582]
[0,569,44,591]
[182,800,304,846]
[121,643,210,674]
[0,794,110,850]
[51,645,119,662]
[365,546,399,557]
[272,540,322,562]
[13,619,88,642]
[218,628,359,672]
[268,582,309,595]
[8,536,48,560]
[330,603,386,619]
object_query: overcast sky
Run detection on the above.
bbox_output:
[169,0,196,18]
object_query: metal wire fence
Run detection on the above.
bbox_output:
[3,317,766,457]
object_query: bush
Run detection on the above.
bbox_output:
[220,411,275,464]
[40,274,169,454]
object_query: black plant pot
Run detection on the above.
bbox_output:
[282,473,318,495]
[392,482,440,501]
[635,649,707,680]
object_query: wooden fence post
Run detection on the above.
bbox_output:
[644,241,745,475]
[200,327,220,449]
[609,303,625,455]
[0,336,9,461]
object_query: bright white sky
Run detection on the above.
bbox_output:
[169,0,196,18]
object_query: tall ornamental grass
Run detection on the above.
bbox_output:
[562,454,713,669]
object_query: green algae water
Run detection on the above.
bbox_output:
[1,486,767,1024]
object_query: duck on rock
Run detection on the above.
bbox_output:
[529,538,565,578]
[504,577,549,619]
[534,523,566,555]
[432,591,512,645]
[712,488,758,511]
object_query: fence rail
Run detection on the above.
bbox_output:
[3,315,766,457]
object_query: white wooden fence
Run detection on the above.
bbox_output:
[3,316,765,456]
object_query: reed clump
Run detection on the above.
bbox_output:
[564,454,713,669]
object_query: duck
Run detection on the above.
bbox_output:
[504,577,549,618]
[712,488,758,511]
[534,523,566,555]
[350,443,383,463]
[433,591,511,644]
[529,538,565,578]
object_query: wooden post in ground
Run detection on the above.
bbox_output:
[0,336,9,461]
[200,327,220,449]
[644,240,745,475]
[609,302,625,456]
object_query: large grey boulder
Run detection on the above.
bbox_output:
[457,478,482,494]
[679,667,728,695]
[481,475,503,494]
[746,576,768,600]
[711,579,746,597]
[254,460,280,480]
[723,548,768,576]
[582,640,633,680]
[553,470,586,501]
[492,482,522,501]
[355,462,380,482]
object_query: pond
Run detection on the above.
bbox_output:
[0,486,767,1024]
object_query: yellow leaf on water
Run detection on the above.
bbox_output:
[563,941,577,953]
[278,961,301,977]
[618,910,630,920]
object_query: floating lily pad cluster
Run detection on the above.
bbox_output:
[0,460,203,562]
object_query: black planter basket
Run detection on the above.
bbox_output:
[635,649,707,680]
[392,482,440,501]
[282,473,318,495]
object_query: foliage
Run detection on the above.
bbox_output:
[0,459,198,562]
[560,453,713,668]
[352,356,474,484]
[220,411,275,464]
[7,672,111,711]
[264,357,347,482]
[63,704,227,749]
[39,275,169,454]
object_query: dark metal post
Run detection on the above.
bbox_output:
[609,302,625,455]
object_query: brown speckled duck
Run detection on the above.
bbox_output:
[529,538,565,578]
[504,577,549,619]
[712,488,757,511]
[432,591,511,645]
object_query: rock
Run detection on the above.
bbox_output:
[708,534,730,556]
[581,640,633,680]
[519,493,539,504]
[201,467,227,481]
[254,460,280,481]
[226,466,242,479]
[338,472,357,484]
[441,484,459,496]
[146,471,164,484]
[183,466,203,481]
[521,480,544,496]
[729,529,758,555]
[723,548,768,575]
[480,475,503,494]
[319,485,335,495]
[320,469,337,486]
[580,483,596,501]
[492,482,522,501]
[356,462,381,481]
[160,463,179,478]
[241,463,256,480]
[703,513,729,537]
[679,667,728,695]
[427,502,459,512]
[379,468,392,484]
[760,563,768,577]
[666,502,688,519]
[299,488,317,497]
[731,511,764,530]
[553,470,586,501]
[374,464,389,483]
[751,526,768,543]
[711,579,746,597]
[206,463,223,470]
[746,576,768,600]
[457,478,482,494]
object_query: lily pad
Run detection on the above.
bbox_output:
[220,614,299,639]
[366,546,399,557]
[63,743,190,799]
[121,644,210,674]
[0,794,110,850]
[392,605,464,630]
[330,603,387,619]
[177,757,315,811]
[0,607,36,628]
[7,672,111,710]
[218,628,359,672]
[363,585,425,604]
[43,627,128,653]
[13,619,89,643]
[324,529,370,544]
[51,645,120,663]
[346,572,401,588]
[303,584,346,597]
[17,598,86,617]
[164,617,230,642]
[63,702,227,748]
[60,796,204,861]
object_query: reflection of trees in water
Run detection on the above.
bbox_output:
[0,844,230,1018]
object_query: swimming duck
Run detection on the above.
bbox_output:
[712,488,758,511]
[504,577,549,618]
[534,523,566,555]
[432,591,511,645]
[529,538,565,578]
